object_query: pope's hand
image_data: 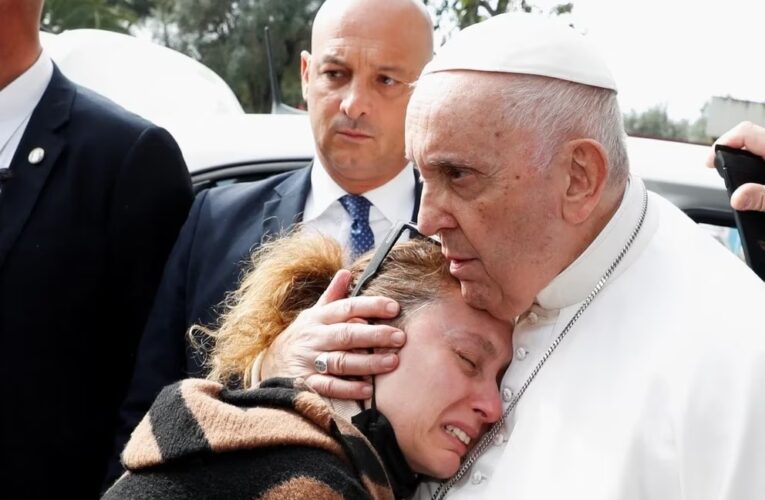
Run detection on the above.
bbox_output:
[706,121,765,212]
[260,269,406,400]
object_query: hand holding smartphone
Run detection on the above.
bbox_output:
[713,144,765,280]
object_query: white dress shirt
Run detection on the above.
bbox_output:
[302,158,416,255]
[0,51,53,170]
[416,177,765,499]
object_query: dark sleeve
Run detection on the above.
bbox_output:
[101,127,195,487]
[103,446,374,500]
[108,126,193,355]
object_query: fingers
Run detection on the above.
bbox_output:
[323,350,399,376]
[317,295,400,324]
[261,322,405,380]
[304,349,401,399]
[313,323,406,351]
[305,374,374,400]
[706,121,765,168]
[731,183,765,212]
[313,271,400,323]
[315,269,352,306]
[716,121,765,154]
[260,275,403,385]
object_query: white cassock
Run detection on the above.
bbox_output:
[416,176,765,499]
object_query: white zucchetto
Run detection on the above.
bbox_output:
[422,13,617,91]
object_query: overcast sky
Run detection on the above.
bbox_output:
[528,0,765,120]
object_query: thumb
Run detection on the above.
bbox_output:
[731,183,765,212]
[316,269,352,306]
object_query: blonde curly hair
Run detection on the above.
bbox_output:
[195,228,454,387]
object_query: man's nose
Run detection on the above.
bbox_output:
[340,79,371,121]
[417,181,454,236]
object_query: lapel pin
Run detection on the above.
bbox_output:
[28,147,45,165]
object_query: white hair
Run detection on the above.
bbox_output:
[499,74,629,188]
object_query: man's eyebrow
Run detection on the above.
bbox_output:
[319,55,347,66]
[431,158,474,170]
[377,64,406,75]
[318,57,408,78]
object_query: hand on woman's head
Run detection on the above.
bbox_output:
[261,269,407,400]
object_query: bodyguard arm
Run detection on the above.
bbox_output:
[103,150,204,486]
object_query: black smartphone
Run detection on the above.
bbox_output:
[713,144,765,280]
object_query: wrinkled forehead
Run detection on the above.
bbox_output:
[410,71,509,121]
[406,72,505,156]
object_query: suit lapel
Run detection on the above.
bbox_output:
[259,163,418,242]
[260,164,312,238]
[0,67,73,270]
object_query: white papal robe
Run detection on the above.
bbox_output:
[416,176,765,500]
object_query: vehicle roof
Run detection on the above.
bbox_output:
[40,29,244,128]
[171,114,315,173]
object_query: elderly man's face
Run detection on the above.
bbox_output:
[407,73,565,320]
[301,1,431,194]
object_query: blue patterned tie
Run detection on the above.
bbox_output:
[339,194,375,260]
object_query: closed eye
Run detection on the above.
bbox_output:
[457,351,478,371]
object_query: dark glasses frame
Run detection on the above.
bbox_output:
[350,221,440,297]
[348,221,439,410]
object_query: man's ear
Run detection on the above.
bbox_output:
[561,139,609,225]
[300,50,311,101]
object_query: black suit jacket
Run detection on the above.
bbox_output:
[111,165,422,483]
[0,67,193,498]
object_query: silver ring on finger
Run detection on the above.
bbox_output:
[314,352,330,374]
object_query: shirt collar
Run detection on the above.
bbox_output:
[304,157,415,224]
[0,50,54,143]
[362,163,415,224]
[535,176,658,310]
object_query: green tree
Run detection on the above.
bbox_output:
[151,0,577,112]
[624,104,686,140]
[42,0,577,113]
[624,103,712,144]
[687,102,711,144]
[150,0,319,112]
[42,0,150,33]
[423,0,573,33]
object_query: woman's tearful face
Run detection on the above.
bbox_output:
[374,287,513,478]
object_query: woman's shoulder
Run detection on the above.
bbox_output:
[105,446,374,500]
[112,378,393,499]
[122,378,344,470]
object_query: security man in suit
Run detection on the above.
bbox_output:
[0,1,193,497]
[111,0,434,483]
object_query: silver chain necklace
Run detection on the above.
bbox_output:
[431,185,649,500]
